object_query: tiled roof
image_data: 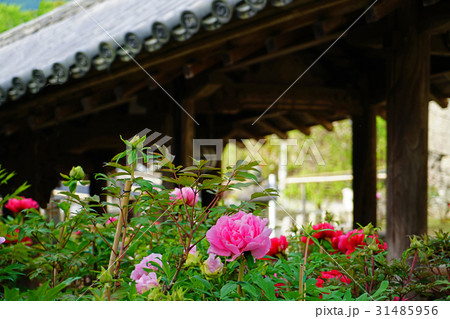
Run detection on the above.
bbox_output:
[0,0,293,105]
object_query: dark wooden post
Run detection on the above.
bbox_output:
[386,0,429,259]
[181,101,196,166]
[352,84,377,228]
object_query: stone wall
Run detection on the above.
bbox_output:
[428,101,450,219]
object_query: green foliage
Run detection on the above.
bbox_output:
[222,118,387,206]
[1,136,447,301]
[0,1,67,34]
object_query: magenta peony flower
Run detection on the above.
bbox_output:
[130,253,163,281]
[5,197,39,214]
[135,272,159,294]
[0,237,5,245]
[201,254,223,278]
[169,187,198,207]
[206,211,272,261]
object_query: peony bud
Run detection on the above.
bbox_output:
[0,237,5,245]
[362,223,374,236]
[69,166,85,180]
[201,254,223,279]
[409,235,423,249]
[185,245,201,267]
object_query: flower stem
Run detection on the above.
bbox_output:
[108,180,132,276]
[237,259,245,299]
[405,250,418,287]
[299,264,305,301]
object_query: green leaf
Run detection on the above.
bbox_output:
[106,162,132,175]
[241,282,260,300]
[236,171,257,181]
[44,277,80,301]
[371,280,389,300]
[220,282,238,300]
[253,275,277,301]
[69,180,77,193]
[3,287,22,301]
[245,252,255,269]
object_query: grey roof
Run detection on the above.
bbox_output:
[0,0,294,106]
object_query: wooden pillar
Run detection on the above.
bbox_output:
[386,0,429,259]
[352,94,377,228]
[181,100,195,166]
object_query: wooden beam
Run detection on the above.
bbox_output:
[222,44,263,66]
[366,0,406,23]
[314,116,334,131]
[420,0,450,34]
[431,34,450,57]
[386,0,429,259]
[423,0,440,6]
[34,97,135,130]
[234,84,360,114]
[265,32,296,52]
[148,69,183,90]
[279,114,312,136]
[185,83,223,101]
[184,55,222,79]
[313,16,348,38]
[430,85,449,108]
[256,120,289,139]
[221,33,341,71]
[1,0,372,119]
[55,104,81,120]
[28,113,52,130]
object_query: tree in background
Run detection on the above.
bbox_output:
[223,117,387,208]
[0,1,66,33]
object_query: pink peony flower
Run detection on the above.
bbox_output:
[106,217,118,225]
[201,254,223,278]
[135,272,159,294]
[130,253,163,281]
[74,231,82,236]
[5,197,39,214]
[0,237,5,245]
[206,211,272,261]
[169,187,198,207]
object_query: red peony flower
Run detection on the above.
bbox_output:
[301,223,342,244]
[316,270,352,299]
[4,229,32,246]
[266,235,288,257]
[331,229,387,255]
